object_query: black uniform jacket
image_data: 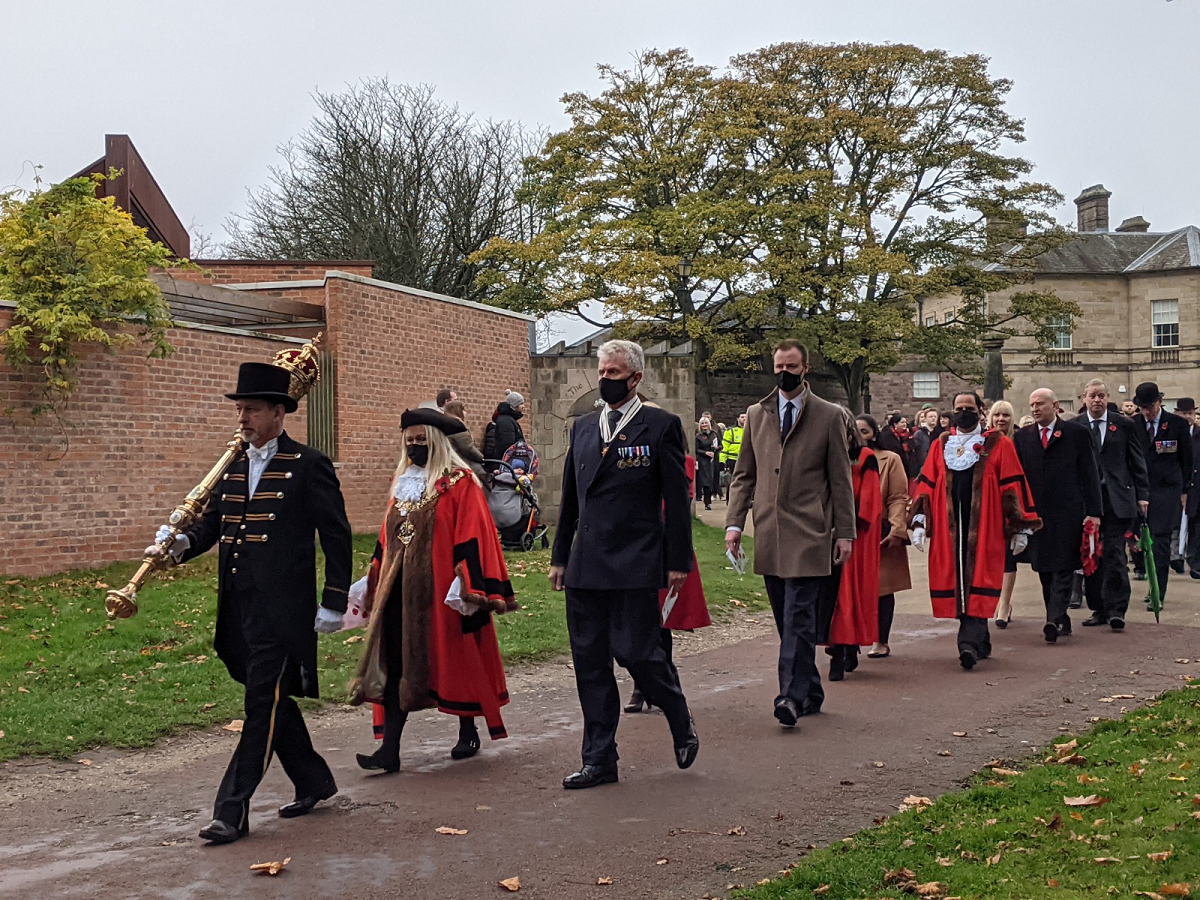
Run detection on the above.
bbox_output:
[1187,426,1200,519]
[1135,411,1194,534]
[182,431,353,698]
[1083,413,1149,521]
[552,404,692,591]
[1014,417,1103,572]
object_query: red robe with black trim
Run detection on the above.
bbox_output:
[910,431,1041,619]
[818,448,883,646]
[358,470,517,740]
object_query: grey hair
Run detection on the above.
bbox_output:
[1084,378,1107,393]
[597,339,645,374]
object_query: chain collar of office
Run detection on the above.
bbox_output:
[600,396,643,448]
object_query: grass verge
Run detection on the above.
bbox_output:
[736,681,1200,900]
[0,520,757,761]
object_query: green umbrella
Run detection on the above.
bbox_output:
[1138,519,1162,622]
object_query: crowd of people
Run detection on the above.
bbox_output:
[156,340,1196,844]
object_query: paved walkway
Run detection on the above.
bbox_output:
[3,539,1199,899]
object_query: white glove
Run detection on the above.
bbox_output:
[1010,533,1029,555]
[145,525,189,560]
[348,575,369,608]
[910,527,926,551]
[314,606,344,634]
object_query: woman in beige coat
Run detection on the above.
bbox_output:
[856,415,912,658]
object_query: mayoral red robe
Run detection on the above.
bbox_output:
[910,431,1041,620]
[819,448,883,646]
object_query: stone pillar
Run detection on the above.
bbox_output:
[982,337,1006,401]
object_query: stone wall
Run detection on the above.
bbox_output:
[529,354,694,522]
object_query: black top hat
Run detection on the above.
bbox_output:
[1176,397,1197,413]
[1133,382,1163,408]
[399,407,468,436]
[225,362,298,413]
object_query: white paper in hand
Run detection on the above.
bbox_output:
[660,587,679,626]
[726,547,748,576]
[1180,512,1189,556]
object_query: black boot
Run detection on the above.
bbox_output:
[828,647,845,682]
[843,645,860,673]
[451,717,481,760]
[357,705,405,773]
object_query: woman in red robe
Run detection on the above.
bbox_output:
[817,432,883,681]
[350,408,517,773]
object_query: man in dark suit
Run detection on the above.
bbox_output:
[1078,380,1149,630]
[150,361,352,844]
[1134,382,1193,606]
[550,339,698,789]
[1173,398,1200,579]
[1014,388,1103,643]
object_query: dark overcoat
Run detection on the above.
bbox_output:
[552,405,692,590]
[1014,417,1103,572]
[1087,413,1149,520]
[1185,425,1200,519]
[1134,411,1193,533]
[182,431,353,698]
[694,430,720,492]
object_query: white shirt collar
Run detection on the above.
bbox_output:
[246,437,278,460]
[778,390,804,417]
[606,395,638,416]
[1088,411,1107,424]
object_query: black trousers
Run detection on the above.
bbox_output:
[1038,568,1075,626]
[1084,511,1132,621]
[1188,514,1200,571]
[565,588,691,767]
[877,594,895,644]
[214,590,334,828]
[957,615,991,658]
[763,575,823,711]
[1151,528,1173,603]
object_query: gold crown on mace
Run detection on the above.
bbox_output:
[273,333,323,401]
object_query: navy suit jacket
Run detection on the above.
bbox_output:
[552,404,693,591]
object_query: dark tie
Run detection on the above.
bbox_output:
[1147,418,1154,438]
[607,410,621,435]
[1091,418,1102,451]
[781,401,794,437]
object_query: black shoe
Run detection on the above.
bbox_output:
[451,722,480,760]
[1134,571,1147,581]
[995,618,1009,629]
[773,698,799,728]
[704,503,712,511]
[356,749,400,773]
[1109,616,1125,631]
[1191,570,1200,580]
[959,650,977,670]
[562,764,618,790]
[979,643,992,660]
[1171,559,1185,574]
[674,720,699,769]
[843,646,860,673]
[828,652,845,682]
[198,819,247,844]
[1043,623,1058,644]
[624,689,648,713]
[1082,613,1108,627]
[799,700,823,717]
[279,782,338,818]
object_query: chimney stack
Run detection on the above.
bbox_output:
[986,211,1028,244]
[1116,215,1151,234]
[1074,184,1112,232]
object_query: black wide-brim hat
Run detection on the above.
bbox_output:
[225,362,298,413]
[400,407,468,436]
[1133,381,1163,408]
[1175,397,1197,412]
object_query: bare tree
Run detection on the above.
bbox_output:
[226,79,542,302]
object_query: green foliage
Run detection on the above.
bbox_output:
[0,522,756,761]
[738,683,1200,899]
[475,44,1080,410]
[0,170,177,418]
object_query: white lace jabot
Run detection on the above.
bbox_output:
[943,426,984,472]
[393,465,428,503]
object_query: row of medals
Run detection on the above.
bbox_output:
[617,447,650,469]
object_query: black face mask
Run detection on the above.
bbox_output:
[952,409,980,432]
[777,370,803,393]
[407,444,430,468]
[599,376,633,405]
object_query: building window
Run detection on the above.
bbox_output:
[943,310,954,324]
[1152,299,1179,348]
[1046,314,1072,350]
[306,350,338,460]
[913,372,940,399]
[924,315,935,327]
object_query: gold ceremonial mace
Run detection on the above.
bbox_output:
[105,335,323,620]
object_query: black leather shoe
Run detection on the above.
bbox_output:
[828,652,845,682]
[773,698,799,728]
[1190,570,1200,580]
[843,646,860,673]
[623,689,648,713]
[451,723,480,760]
[799,700,823,717]
[674,720,699,769]
[279,782,337,818]
[994,617,1009,629]
[356,750,400,773]
[959,650,977,670]
[1082,613,1108,627]
[198,819,247,844]
[1109,616,1125,631]
[1057,619,1072,637]
[562,764,618,790]
[1171,559,1185,574]
[1043,623,1058,644]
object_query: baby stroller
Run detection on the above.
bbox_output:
[485,441,549,551]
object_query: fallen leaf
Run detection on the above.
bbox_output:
[476,805,492,811]
[1149,850,1174,862]
[1111,693,1136,699]
[952,731,967,737]
[435,826,468,836]
[0,730,5,739]
[991,767,1021,777]
[1048,879,1060,887]
[937,750,952,757]
[249,857,291,876]
[1175,659,1192,664]
[17,687,28,694]
[1159,886,1191,898]
[1134,894,1165,900]
[1035,813,1063,831]
[222,719,244,733]
[77,758,93,766]
[884,868,917,885]
[1064,794,1109,807]
[1055,739,1078,755]
[936,856,954,867]
[727,825,747,836]
[987,851,1002,866]
[1078,773,1103,785]
[814,886,831,896]
[342,635,363,644]
[915,882,945,897]
[596,876,613,885]
[1093,857,1121,864]
[498,876,521,892]
[655,858,668,866]
[1069,812,1084,822]
[1059,754,1087,766]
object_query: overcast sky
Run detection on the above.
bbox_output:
[3,0,1198,341]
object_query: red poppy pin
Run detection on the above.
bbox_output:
[973,442,984,453]
[434,474,454,494]
[1108,424,1118,433]
[1161,422,1169,432]
[1053,431,1062,439]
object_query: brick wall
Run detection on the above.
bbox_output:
[323,274,532,532]
[0,312,308,575]
[169,260,375,286]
